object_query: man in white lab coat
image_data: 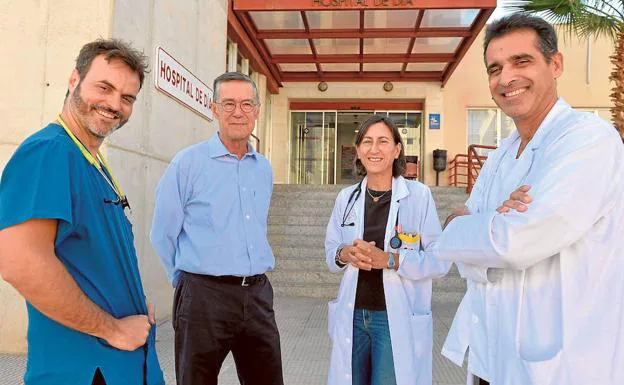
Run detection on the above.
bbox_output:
[432,13,624,385]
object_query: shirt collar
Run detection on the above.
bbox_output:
[207,132,257,159]
[498,97,569,153]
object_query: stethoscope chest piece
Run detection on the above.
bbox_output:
[389,235,402,249]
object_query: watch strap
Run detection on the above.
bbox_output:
[335,247,347,267]
[387,252,395,269]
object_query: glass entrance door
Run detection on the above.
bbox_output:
[289,110,423,184]
[375,111,423,179]
[290,111,336,184]
[336,111,374,184]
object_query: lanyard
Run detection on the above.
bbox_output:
[56,115,127,205]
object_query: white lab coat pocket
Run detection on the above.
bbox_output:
[520,350,562,384]
[410,312,433,358]
[327,299,339,339]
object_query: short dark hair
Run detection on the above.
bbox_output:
[484,13,558,64]
[354,115,406,178]
[213,72,260,103]
[75,38,149,88]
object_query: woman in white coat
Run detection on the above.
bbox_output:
[325,115,450,385]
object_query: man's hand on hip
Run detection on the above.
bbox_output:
[104,315,151,351]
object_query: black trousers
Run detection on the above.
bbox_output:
[173,272,284,385]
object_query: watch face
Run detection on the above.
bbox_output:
[389,236,402,249]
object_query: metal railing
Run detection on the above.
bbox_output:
[250,133,261,152]
[448,144,496,193]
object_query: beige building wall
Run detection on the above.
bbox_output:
[0,0,229,353]
[441,27,614,185]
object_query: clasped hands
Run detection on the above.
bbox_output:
[338,240,397,271]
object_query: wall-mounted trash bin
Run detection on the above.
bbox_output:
[432,149,447,186]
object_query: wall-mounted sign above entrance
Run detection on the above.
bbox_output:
[312,0,417,8]
[429,113,441,129]
[155,46,213,121]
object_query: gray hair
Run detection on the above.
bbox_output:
[213,72,260,103]
[484,13,558,64]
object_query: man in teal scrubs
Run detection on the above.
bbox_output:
[0,39,164,385]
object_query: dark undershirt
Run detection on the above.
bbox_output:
[354,188,392,310]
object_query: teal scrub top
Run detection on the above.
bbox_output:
[0,123,164,385]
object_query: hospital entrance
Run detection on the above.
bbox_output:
[289,109,423,185]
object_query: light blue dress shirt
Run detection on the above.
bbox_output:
[150,133,274,287]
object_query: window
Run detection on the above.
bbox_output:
[467,108,514,149]
[577,108,613,126]
[468,107,614,153]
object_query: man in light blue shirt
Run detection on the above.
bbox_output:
[150,72,283,385]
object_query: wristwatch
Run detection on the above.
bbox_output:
[335,247,347,267]
[387,252,395,270]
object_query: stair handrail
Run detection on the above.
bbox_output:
[250,133,261,152]
[467,144,496,193]
[448,154,469,187]
[448,154,484,188]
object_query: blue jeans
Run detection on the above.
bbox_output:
[352,309,397,385]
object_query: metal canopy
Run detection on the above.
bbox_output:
[231,0,496,87]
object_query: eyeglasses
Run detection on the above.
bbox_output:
[214,100,258,113]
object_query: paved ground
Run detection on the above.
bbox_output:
[0,296,466,384]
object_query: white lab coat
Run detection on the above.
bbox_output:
[325,176,451,385]
[433,99,624,384]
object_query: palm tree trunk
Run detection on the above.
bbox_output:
[609,31,624,139]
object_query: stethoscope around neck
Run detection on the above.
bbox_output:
[340,180,404,249]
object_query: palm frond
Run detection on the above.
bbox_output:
[583,0,624,20]
[505,0,622,40]
[572,9,620,39]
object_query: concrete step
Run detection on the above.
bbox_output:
[276,257,328,271]
[434,275,467,292]
[273,184,349,192]
[270,234,325,248]
[268,268,466,292]
[269,215,330,226]
[273,246,325,259]
[271,282,338,299]
[268,224,326,236]
[270,197,335,209]
[271,280,466,301]
[271,190,341,200]
[267,269,342,285]
[269,205,333,217]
